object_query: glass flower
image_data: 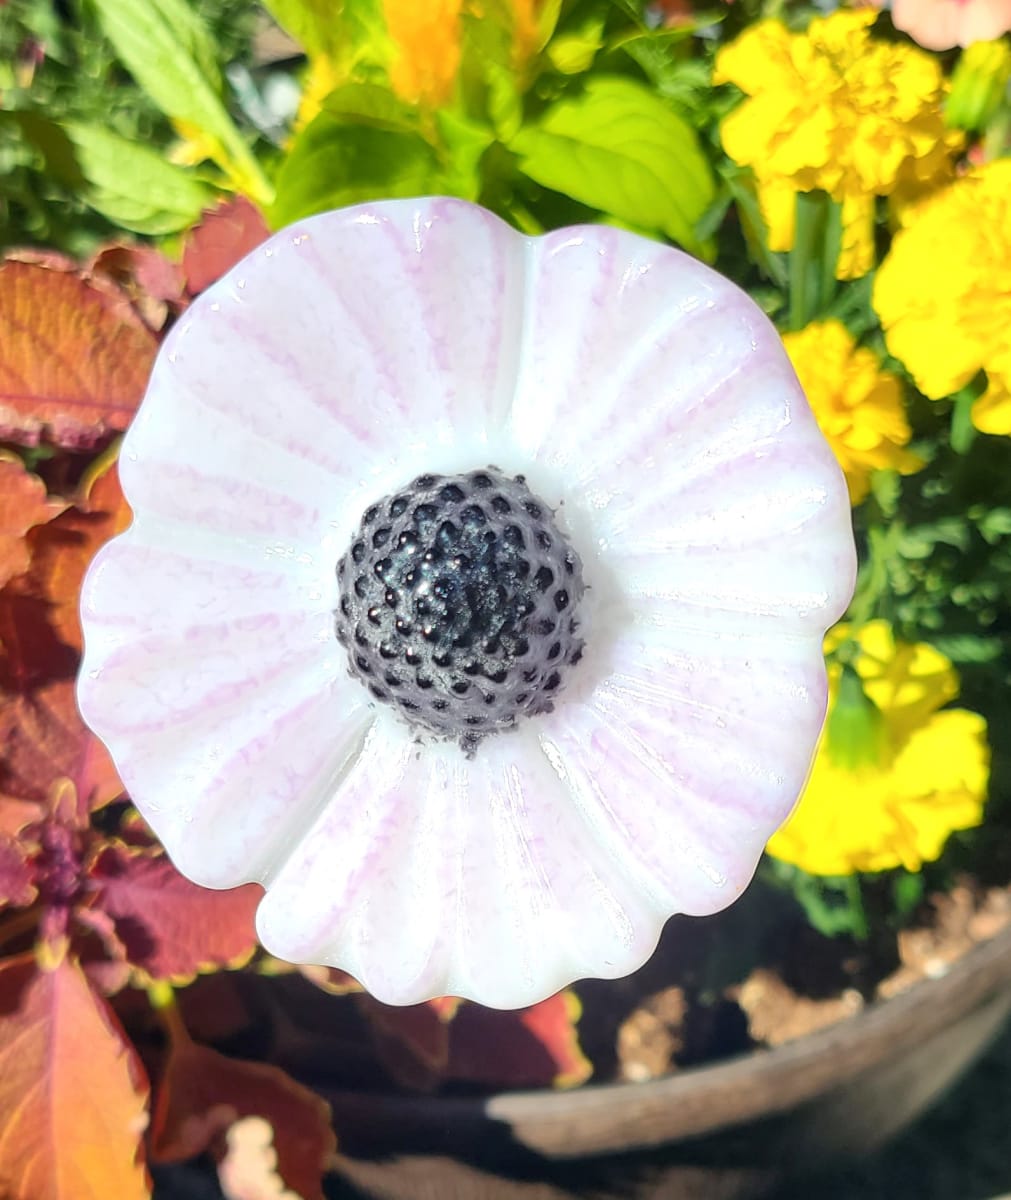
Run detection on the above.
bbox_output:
[78,197,855,1008]
[767,622,989,875]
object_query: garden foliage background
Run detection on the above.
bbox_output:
[0,0,1009,1197]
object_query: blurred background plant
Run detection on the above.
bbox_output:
[1,1,1009,1197]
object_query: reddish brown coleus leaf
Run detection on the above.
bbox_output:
[11,458,131,654]
[0,949,150,1200]
[88,244,188,333]
[362,993,589,1092]
[84,841,261,985]
[151,1020,335,1200]
[0,258,157,449]
[0,455,66,588]
[0,588,121,812]
[446,992,592,1090]
[363,995,461,1091]
[182,196,270,295]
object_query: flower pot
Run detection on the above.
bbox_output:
[323,924,1011,1200]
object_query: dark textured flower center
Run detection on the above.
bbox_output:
[335,467,586,750]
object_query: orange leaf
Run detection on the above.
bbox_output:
[151,1030,335,1200]
[0,590,121,812]
[0,455,66,589]
[0,259,156,449]
[13,459,131,654]
[446,991,591,1090]
[86,842,261,984]
[88,244,187,333]
[182,197,270,295]
[0,952,150,1200]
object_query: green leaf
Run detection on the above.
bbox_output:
[270,112,445,227]
[459,1,523,138]
[929,634,1004,665]
[261,0,345,58]
[0,111,86,191]
[262,0,387,63]
[435,109,495,198]
[89,0,272,203]
[546,11,606,75]
[615,26,717,104]
[509,76,715,255]
[258,0,389,68]
[950,385,979,455]
[321,82,419,131]
[722,166,788,288]
[764,860,870,941]
[62,122,213,234]
[788,189,842,331]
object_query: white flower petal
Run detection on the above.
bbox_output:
[507,225,855,636]
[256,719,659,1009]
[538,613,827,915]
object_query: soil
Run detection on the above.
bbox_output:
[577,877,1011,1086]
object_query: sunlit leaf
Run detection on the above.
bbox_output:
[263,0,387,63]
[151,1025,335,1200]
[59,121,214,236]
[85,842,261,985]
[0,260,156,449]
[510,75,715,254]
[271,111,446,227]
[182,197,271,294]
[0,952,149,1200]
[89,0,272,203]
[12,460,131,655]
[88,244,187,334]
[321,82,419,130]
[0,456,65,589]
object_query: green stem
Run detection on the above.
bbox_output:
[845,873,869,941]
[788,190,841,331]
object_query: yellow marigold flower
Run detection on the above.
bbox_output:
[782,321,923,504]
[767,622,989,876]
[874,158,1011,436]
[384,0,463,108]
[714,10,962,280]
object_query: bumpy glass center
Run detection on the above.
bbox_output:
[335,467,585,749]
